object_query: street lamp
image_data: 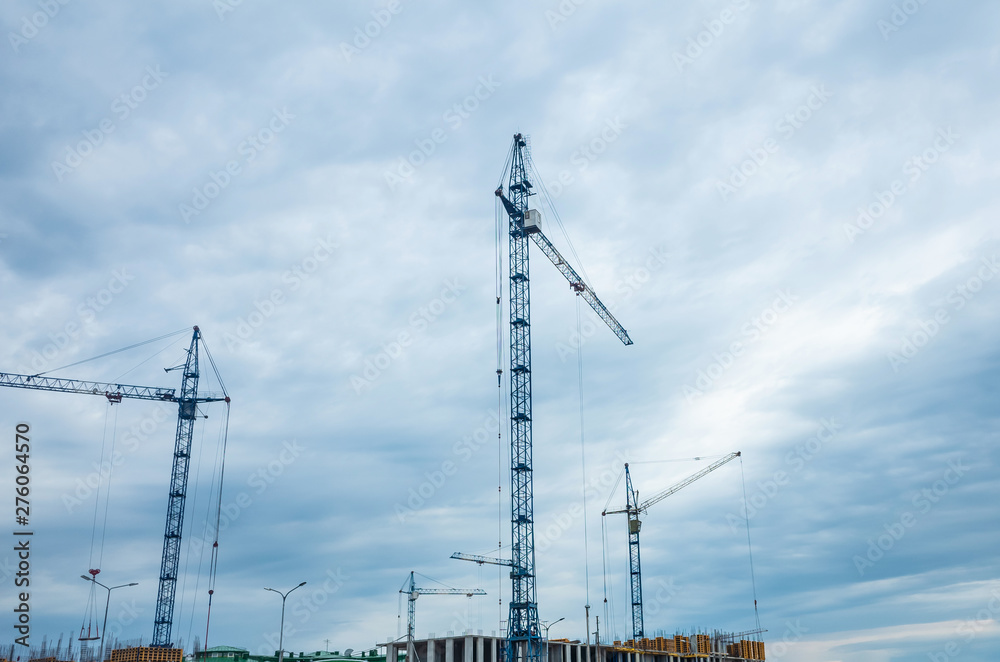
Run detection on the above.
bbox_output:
[542,618,565,662]
[79,575,138,662]
[264,582,307,662]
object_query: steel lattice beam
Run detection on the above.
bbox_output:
[625,465,644,640]
[152,328,201,647]
[0,373,178,402]
[0,327,228,649]
[528,232,633,346]
[496,133,631,662]
[504,134,543,662]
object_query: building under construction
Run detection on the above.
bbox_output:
[382,632,765,662]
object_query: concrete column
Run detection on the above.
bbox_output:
[427,640,435,662]
[476,637,484,662]
[465,637,473,662]
[386,644,396,662]
[446,639,454,662]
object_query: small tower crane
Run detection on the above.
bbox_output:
[400,572,486,662]
[0,326,228,647]
[602,452,741,641]
[495,133,632,662]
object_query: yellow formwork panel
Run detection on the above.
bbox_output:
[110,648,183,662]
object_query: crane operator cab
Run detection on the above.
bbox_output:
[523,209,542,233]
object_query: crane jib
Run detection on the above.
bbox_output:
[496,190,634,347]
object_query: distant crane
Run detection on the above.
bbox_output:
[400,572,486,662]
[449,552,516,570]
[495,133,632,662]
[602,452,741,642]
[0,326,229,647]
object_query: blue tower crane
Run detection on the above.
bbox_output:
[400,572,486,662]
[495,133,633,662]
[0,326,228,647]
[603,452,742,642]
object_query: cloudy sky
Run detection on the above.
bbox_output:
[2,1,999,661]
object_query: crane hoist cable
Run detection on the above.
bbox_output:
[97,402,119,570]
[178,413,211,647]
[79,568,101,642]
[205,398,231,651]
[81,400,120,645]
[739,456,762,632]
[87,402,119,573]
[576,297,593,619]
[201,337,230,651]
[494,184,506,634]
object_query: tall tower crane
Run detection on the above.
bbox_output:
[495,133,633,662]
[602,452,741,642]
[0,326,228,647]
[400,572,486,662]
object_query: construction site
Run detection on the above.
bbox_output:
[2,134,765,662]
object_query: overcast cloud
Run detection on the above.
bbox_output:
[2,2,999,661]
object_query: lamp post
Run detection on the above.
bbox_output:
[542,618,565,662]
[79,575,138,662]
[264,582,306,662]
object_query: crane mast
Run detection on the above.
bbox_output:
[0,326,228,647]
[603,452,741,642]
[625,465,643,640]
[153,327,201,646]
[501,134,541,662]
[495,133,632,662]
